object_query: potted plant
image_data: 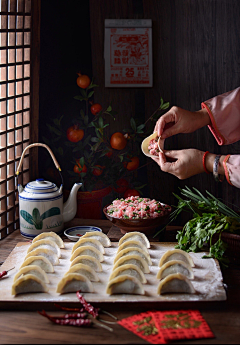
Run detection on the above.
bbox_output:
[42,73,169,219]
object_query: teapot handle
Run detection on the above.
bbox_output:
[16,143,61,176]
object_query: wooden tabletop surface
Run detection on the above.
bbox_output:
[1,219,240,344]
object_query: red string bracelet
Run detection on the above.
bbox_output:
[203,151,210,174]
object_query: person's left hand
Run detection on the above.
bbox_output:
[152,149,205,179]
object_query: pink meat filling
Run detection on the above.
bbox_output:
[148,138,160,156]
[106,196,171,219]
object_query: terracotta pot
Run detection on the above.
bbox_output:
[65,186,112,219]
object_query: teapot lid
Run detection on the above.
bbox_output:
[25,178,58,194]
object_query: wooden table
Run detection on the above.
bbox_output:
[1,219,240,344]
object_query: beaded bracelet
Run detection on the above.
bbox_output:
[202,151,210,174]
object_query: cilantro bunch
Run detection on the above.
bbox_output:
[169,187,240,266]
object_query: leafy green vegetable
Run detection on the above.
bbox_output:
[156,187,240,266]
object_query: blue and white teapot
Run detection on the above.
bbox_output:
[16,143,82,239]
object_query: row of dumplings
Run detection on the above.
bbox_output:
[107,232,151,295]
[157,249,195,295]
[57,232,112,294]
[12,232,64,295]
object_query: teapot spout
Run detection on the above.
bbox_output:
[63,183,82,223]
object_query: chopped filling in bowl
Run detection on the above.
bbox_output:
[106,196,171,219]
[148,138,160,156]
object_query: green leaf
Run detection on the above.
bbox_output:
[84,115,89,126]
[42,136,50,145]
[32,208,43,230]
[41,207,61,220]
[87,90,94,98]
[130,118,137,131]
[47,124,62,136]
[137,124,145,131]
[106,105,112,112]
[91,137,99,143]
[80,157,85,167]
[99,117,104,128]
[87,82,98,90]
[74,95,84,101]
[20,210,34,225]
[80,89,87,98]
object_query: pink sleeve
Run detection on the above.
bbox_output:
[201,87,240,145]
[223,155,240,189]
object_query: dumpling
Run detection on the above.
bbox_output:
[70,255,102,272]
[65,264,99,282]
[56,273,93,294]
[118,232,150,249]
[157,260,194,280]
[159,249,194,268]
[32,232,64,248]
[12,274,49,295]
[25,248,59,266]
[114,247,152,266]
[20,256,54,273]
[72,238,105,255]
[70,246,104,263]
[157,273,195,295]
[117,240,149,255]
[13,265,50,284]
[27,239,61,258]
[106,275,144,295]
[112,255,150,274]
[110,264,147,284]
[81,231,111,247]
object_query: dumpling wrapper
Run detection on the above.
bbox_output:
[157,273,195,295]
[25,248,59,266]
[117,240,149,255]
[119,232,150,249]
[159,249,194,268]
[27,239,61,258]
[112,254,150,274]
[12,274,49,295]
[110,264,147,284]
[57,273,93,294]
[81,231,111,248]
[32,232,64,248]
[70,246,104,263]
[70,255,102,272]
[141,132,165,158]
[114,247,152,266]
[13,265,50,284]
[107,275,144,295]
[157,260,194,280]
[65,263,99,282]
[72,238,105,255]
[20,255,54,273]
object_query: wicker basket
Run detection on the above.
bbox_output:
[213,232,240,265]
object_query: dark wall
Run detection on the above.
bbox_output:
[39,0,240,223]
[89,0,240,222]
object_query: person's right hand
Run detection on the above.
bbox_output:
[154,106,211,139]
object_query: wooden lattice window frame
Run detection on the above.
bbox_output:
[0,0,40,240]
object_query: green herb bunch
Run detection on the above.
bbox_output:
[170,187,240,266]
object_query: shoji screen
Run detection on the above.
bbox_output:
[0,0,40,240]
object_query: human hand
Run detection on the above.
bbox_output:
[154,106,210,139]
[152,149,205,179]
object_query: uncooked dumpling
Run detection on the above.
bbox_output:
[27,239,61,258]
[114,247,152,266]
[112,254,150,274]
[12,274,49,295]
[56,273,93,294]
[81,231,111,247]
[106,275,144,295]
[117,240,149,255]
[25,248,59,266]
[32,232,64,248]
[65,264,99,282]
[70,246,104,263]
[13,265,50,284]
[20,256,54,273]
[118,232,150,249]
[72,238,105,255]
[157,273,195,295]
[159,249,194,268]
[110,264,147,284]
[70,255,102,272]
[157,260,194,280]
